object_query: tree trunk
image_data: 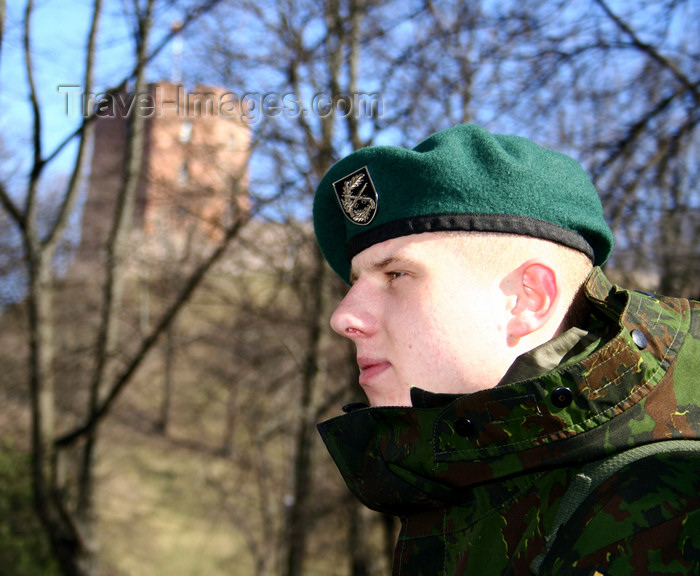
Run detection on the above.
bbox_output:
[282,245,327,576]
[158,323,176,434]
[347,499,371,576]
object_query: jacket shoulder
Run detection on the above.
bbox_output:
[543,448,700,575]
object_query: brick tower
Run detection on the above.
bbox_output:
[79,81,250,260]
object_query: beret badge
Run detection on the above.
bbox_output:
[332,166,378,225]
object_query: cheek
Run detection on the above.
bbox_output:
[388,297,438,356]
[404,305,453,359]
[430,288,504,350]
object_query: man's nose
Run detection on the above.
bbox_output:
[330,283,376,338]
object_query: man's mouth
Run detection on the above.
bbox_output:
[357,357,391,384]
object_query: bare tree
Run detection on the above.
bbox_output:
[485,0,700,294]
[0,1,238,574]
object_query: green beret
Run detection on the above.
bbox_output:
[313,124,614,284]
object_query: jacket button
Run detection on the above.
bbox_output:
[631,329,648,350]
[454,417,475,437]
[551,387,573,408]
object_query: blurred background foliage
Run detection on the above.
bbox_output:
[0,441,61,576]
[0,0,698,575]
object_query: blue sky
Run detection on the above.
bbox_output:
[0,0,188,305]
[1,0,184,189]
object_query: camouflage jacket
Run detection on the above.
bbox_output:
[318,268,700,575]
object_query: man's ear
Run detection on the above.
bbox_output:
[506,260,560,345]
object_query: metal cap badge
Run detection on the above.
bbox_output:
[332,166,378,225]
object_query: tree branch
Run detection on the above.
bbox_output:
[594,0,699,103]
[22,0,42,226]
[86,0,155,440]
[593,87,678,176]
[56,216,248,448]
[41,0,226,171]
[44,0,103,249]
[0,182,25,231]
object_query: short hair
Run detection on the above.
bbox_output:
[442,231,593,328]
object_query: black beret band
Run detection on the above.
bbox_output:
[346,213,595,263]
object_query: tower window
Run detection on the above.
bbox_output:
[179,121,193,143]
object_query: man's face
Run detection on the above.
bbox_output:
[330,234,512,406]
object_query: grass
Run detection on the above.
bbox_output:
[96,413,255,576]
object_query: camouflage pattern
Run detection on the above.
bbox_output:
[318,268,700,575]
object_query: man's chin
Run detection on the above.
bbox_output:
[363,387,413,408]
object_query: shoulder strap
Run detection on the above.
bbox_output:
[530,439,700,575]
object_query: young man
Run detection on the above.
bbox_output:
[313,124,700,575]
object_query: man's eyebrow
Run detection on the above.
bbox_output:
[349,254,416,284]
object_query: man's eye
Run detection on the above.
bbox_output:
[387,271,406,282]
